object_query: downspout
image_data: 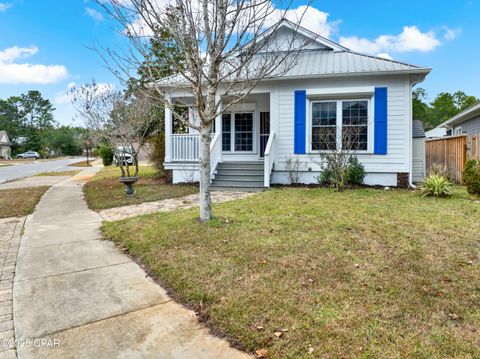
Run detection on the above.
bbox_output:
[408,79,415,189]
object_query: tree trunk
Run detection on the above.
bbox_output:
[198,125,212,222]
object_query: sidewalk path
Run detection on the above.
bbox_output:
[0,176,69,190]
[0,217,24,359]
[13,168,251,359]
[100,191,255,221]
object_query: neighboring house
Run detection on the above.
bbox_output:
[438,102,480,137]
[425,127,447,139]
[0,131,12,159]
[162,20,431,189]
[412,120,426,183]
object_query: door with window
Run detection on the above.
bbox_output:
[222,112,255,152]
[259,112,270,158]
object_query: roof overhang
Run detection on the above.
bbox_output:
[158,68,432,90]
[438,102,480,128]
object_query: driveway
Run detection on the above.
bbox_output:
[0,158,88,184]
[12,168,250,358]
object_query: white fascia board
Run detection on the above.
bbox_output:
[306,86,374,99]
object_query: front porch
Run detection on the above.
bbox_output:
[164,93,276,189]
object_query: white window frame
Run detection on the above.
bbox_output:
[454,126,462,135]
[221,111,257,154]
[307,97,374,154]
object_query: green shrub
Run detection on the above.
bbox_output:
[91,148,99,157]
[317,155,365,189]
[98,144,114,166]
[462,160,480,195]
[345,156,366,185]
[147,134,165,174]
[421,174,453,197]
[317,167,334,186]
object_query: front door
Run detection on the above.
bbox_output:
[259,112,270,158]
[222,112,255,153]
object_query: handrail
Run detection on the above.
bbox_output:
[210,132,222,179]
[264,131,275,187]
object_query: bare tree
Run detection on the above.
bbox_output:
[96,0,313,221]
[71,81,157,184]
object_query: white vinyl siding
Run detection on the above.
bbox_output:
[274,75,411,175]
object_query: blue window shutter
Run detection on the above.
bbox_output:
[374,87,388,155]
[294,90,306,154]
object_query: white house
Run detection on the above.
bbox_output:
[0,131,12,159]
[162,21,431,189]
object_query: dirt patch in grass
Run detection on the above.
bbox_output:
[35,170,81,177]
[84,166,198,211]
[69,160,93,167]
[103,187,480,358]
[0,186,50,218]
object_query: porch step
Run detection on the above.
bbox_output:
[217,162,264,170]
[214,174,263,182]
[214,169,263,176]
[211,161,266,191]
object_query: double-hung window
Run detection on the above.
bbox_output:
[311,102,337,151]
[311,99,370,152]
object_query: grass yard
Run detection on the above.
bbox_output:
[35,170,81,176]
[84,165,198,211]
[0,186,50,218]
[103,187,480,358]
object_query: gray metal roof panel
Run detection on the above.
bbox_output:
[412,120,426,138]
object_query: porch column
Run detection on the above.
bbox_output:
[215,92,222,134]
[165,102,172,162]
[270,89,279,140]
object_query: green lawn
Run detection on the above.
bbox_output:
[84,165,198,211]
[103,187,480,358]
[0,187,50,218]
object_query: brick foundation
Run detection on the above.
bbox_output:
[164,169,173,184]
[397,173,409,188]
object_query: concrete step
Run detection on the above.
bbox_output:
[214,174,263,182]
[211,186,265,192]
[218,162,264,170]
[215,169,264,176]
[211,180,265,188]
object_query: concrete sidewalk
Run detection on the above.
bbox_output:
[13,168,250,359]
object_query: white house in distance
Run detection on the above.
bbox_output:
[0,131,12,159]
[162,20,431,189]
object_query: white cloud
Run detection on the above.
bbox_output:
[443,26,461,40]
[376,53,393,60]
[264,5,339,37]
[339,26,441,55]
[0,45,38,62]
[0,46,68,84]
[0,3,12,12]
[85,7,104,22]
[125,2,339,38]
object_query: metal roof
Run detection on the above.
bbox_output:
[158,20,431,88]
[412,120,425,138]
[280,50,429,79]
[438,102,480,128]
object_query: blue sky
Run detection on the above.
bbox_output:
[0,0,478,125]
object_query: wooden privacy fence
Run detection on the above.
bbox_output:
[425,134,480,183]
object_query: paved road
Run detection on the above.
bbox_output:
[0,158,88,184]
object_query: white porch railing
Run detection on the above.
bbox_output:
[171,134,200,161]
[210,132,222,180]
[264,131,275,187]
